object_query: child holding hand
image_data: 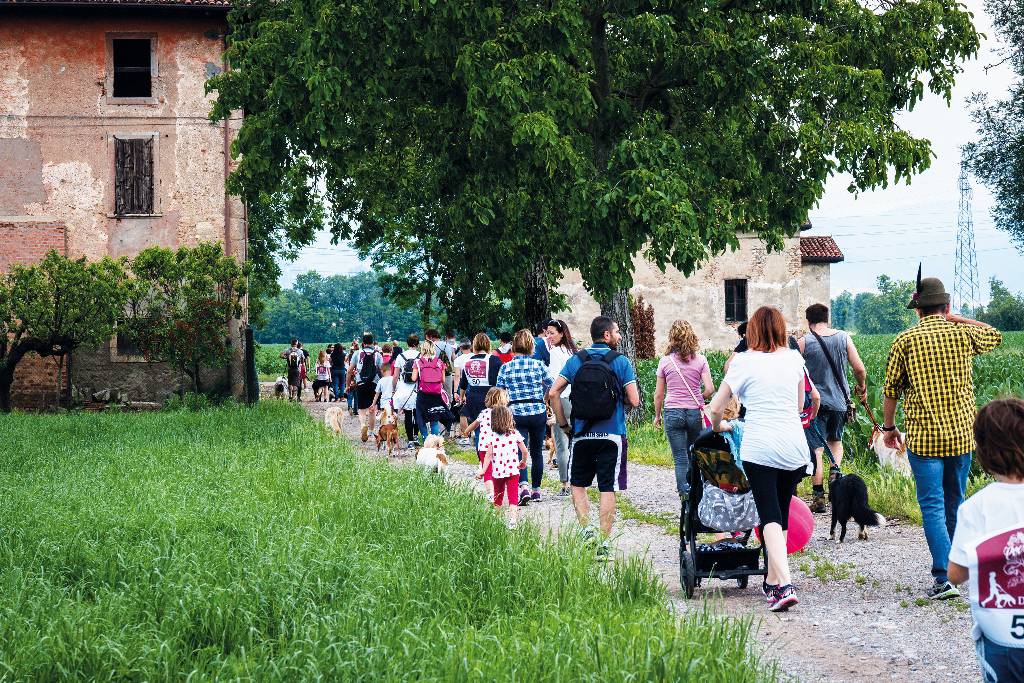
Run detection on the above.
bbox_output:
[478,406,528,529]
[466,387,509,502]
[948,398,1024,681]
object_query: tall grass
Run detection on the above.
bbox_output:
[0,402,771,681]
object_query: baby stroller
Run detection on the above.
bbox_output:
[679,429,766,598]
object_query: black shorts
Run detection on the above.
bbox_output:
[568,435,628,493]
[816,408,846,442]
[356,383,377,410]
[312,379,330,391]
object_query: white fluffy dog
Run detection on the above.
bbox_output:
[870,426,912,476]
[415,435,449,474]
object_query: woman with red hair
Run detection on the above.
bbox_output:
[708,306,812,612]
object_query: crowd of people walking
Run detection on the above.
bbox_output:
[277,271,1024,676]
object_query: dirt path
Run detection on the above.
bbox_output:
[283,388,976,683]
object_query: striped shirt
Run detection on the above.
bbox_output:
[496,355,552,416]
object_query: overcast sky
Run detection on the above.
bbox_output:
[280,0,1023,303]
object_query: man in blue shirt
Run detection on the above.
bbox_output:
[549,316,639,557]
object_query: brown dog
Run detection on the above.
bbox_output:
[376,422,399,457]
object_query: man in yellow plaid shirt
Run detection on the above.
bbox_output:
[882,274,1001,601]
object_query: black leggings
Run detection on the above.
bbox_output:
[404,410,419,442]
[744,461,806,529]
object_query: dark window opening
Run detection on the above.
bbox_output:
[725,279,747,323]
[112,39,152,97]
[114,137,155,215]
[116,331,141,357]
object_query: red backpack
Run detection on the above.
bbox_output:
[417,357,444,394]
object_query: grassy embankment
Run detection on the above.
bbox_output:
[0,401,771,681]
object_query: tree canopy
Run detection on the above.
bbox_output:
[968,0,1024,246]
[831,276,918,334]
[211,0,980,342]
[975,277,1024,330]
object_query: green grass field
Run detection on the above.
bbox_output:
[632,331,1024,523]
[0,402,771,681]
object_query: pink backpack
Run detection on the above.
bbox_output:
[417,357,444,394]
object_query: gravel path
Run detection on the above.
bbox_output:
[281,387,977,683]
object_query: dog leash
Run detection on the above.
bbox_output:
[857,393,883,430]
[809,420,842,474]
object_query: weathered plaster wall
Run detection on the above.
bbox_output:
[0,10,246,404]
[557,236,808,352]
[800,262,832,325]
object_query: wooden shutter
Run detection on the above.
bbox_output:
[114,137,154,215]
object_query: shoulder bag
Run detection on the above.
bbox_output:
[668,355,713,428]
[808,330,856,424]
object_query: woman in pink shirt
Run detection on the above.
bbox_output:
[653,320,715,501]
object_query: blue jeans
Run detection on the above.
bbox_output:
[976,635,1024,682]
[514,411,547,490]
[416,412,442,443]
[908,450,972,583]
[331,371,344,400]
[664,408,703,495]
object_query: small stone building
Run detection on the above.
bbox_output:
[0,0,246,409]
[557,228,844,351]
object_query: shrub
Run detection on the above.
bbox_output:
[630,294,656,360]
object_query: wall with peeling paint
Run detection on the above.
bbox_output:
[557,235,832,352]
[0,8,246,406]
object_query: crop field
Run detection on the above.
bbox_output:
[0,402,769,681]
[633,331,1024,523]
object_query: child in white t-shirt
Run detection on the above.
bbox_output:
[948,398,1024,681]
[477,406,527,529]
[373,363,396,424]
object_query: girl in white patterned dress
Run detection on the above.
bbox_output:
[478,406,528,528]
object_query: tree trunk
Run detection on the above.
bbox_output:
[0,369,12,413]
[524,258,550,332]
[600,287,646,424]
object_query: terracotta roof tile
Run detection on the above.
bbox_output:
[800,236,844,263]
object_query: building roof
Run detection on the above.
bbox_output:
[0,0,230,8]
[800,236,844,264]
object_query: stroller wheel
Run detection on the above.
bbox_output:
[736,576,749,589]
[680,551,696,599]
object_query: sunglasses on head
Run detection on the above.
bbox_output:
[544,319,563,331]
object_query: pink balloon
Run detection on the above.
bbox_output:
[753,496,815,554]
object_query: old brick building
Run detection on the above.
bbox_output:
[0,0,246,409]
[558,226,845,351]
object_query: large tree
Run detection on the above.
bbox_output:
[969,0,1024,242]
[211,0,979,356]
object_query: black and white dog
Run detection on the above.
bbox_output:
[829,473,886,542]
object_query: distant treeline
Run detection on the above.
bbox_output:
[256,271,422,344]
[833,276,1024,333]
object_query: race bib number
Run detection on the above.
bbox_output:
[972,525,1024,647]
[464,357,491,387]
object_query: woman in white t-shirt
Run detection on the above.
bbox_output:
[543,319,578,496]
[948,399,1024,681]
[708,306,811,613]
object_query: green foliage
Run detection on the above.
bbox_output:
[0,251,128,412]
[121,244,247,394]
[257,271,422,344]
[209,0,980,334]
[975,278,1024,330]
[0,402,772,681]
[967,0,1024,252]
[830,276,917,334]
